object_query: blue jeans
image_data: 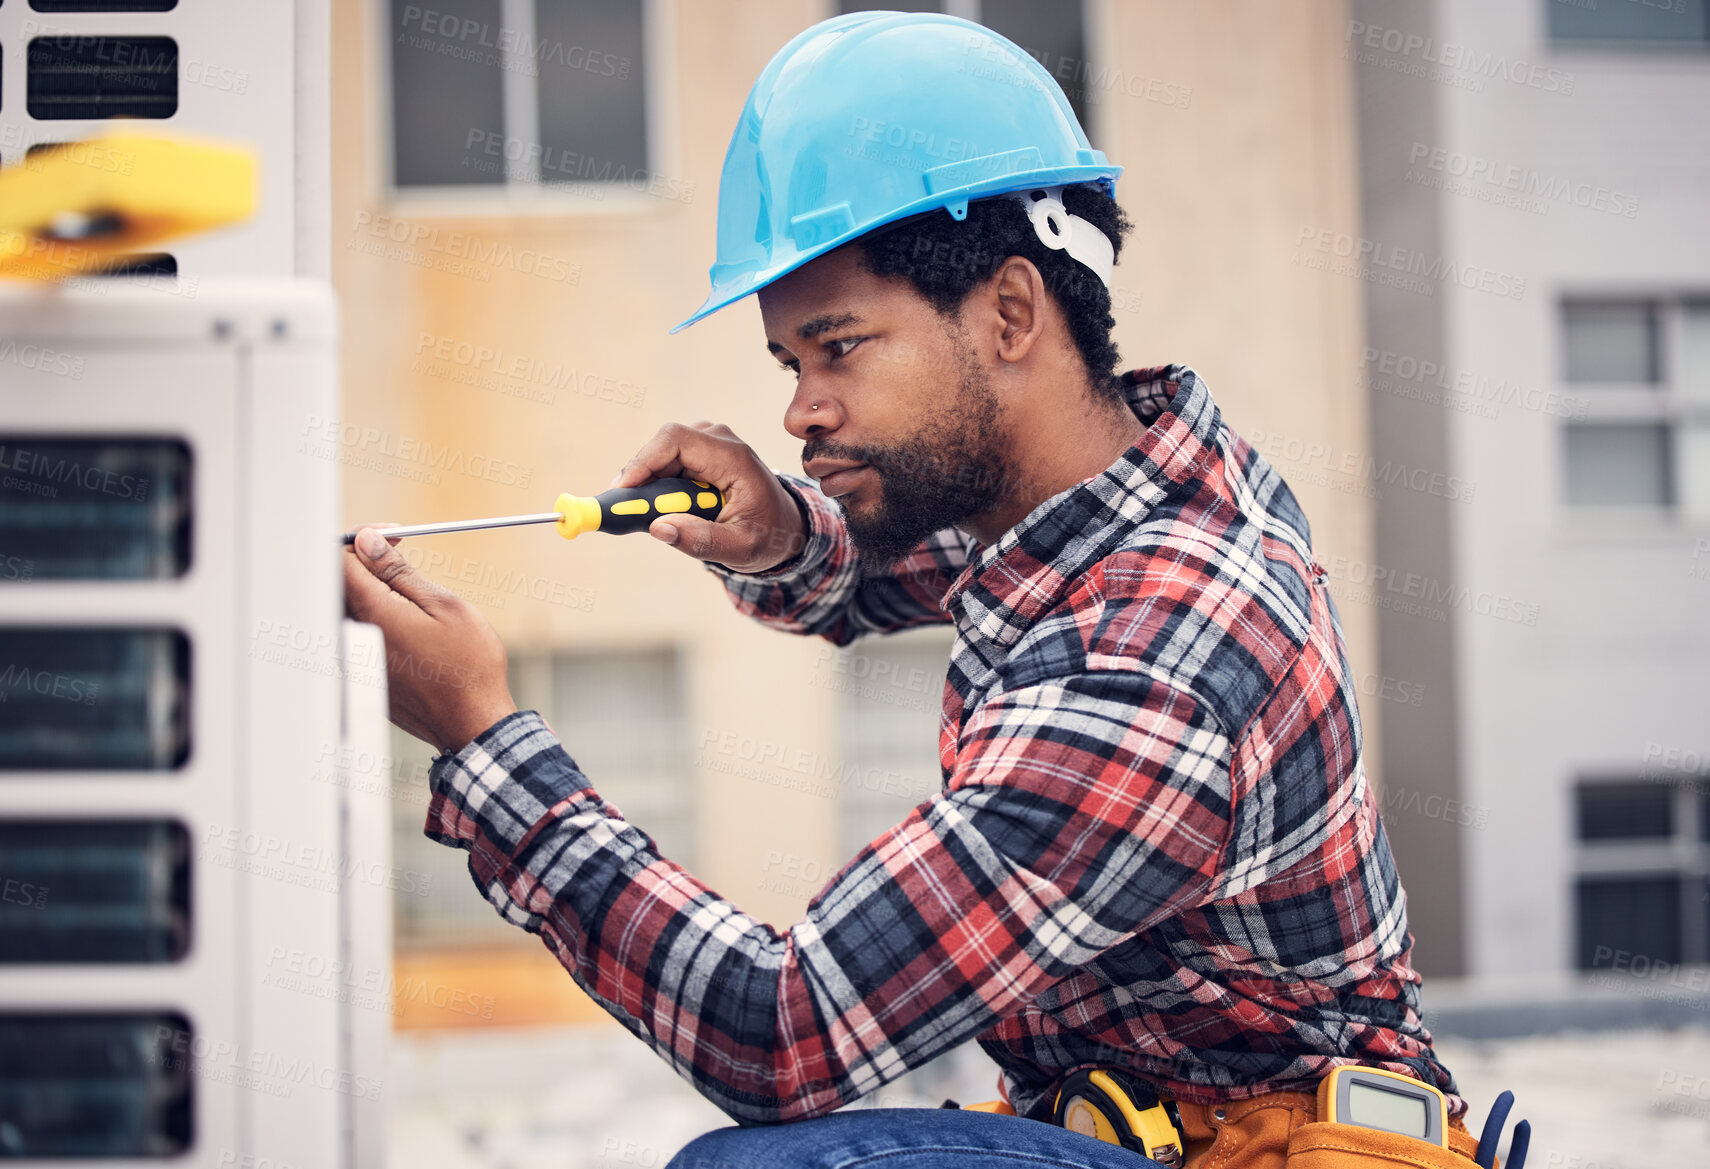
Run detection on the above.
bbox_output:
[666,1107,1167,1168]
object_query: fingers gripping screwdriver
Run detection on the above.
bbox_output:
[340,477,725,544]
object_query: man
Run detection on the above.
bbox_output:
[344,11,1469,1168]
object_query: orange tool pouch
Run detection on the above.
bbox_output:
[1171,1094,1485,1169]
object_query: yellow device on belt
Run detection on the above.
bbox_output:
[1054,1068,1185,1167]
[1318,1065,1449,1147]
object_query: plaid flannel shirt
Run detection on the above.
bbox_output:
[424,363,1462,1124]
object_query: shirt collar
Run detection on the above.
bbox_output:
[938,363,1226,648]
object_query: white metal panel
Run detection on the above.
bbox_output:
[0,280,367,1167]
[340,620,392,1169]
[243,286,345,1169]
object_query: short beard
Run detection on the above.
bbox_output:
[835,339,1016,571]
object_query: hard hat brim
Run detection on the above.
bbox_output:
[668,164,1122,334]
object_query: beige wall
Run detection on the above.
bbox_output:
[332,0,1377,941]
[1091,0,1381,760]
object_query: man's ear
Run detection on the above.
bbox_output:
[988,256,1045,365]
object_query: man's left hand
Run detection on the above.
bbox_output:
[344,526,519,755]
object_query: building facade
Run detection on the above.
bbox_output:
[1351,0,1710,979]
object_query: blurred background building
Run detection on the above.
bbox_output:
[1350,0,1710,986]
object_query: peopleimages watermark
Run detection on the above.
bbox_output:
[599,1137,666,1167]
[412,331,647,409]
[262,944,496,1021]
[0,664,100,706]
[1405,143,1639,219]
[198,821,433,898]
[399,547,598,614]
[249,619,387,692]
[1245,427,1476,505]
[310,740,432,809]
[809,644,943,715]
[149,1026,382,1102]
[20,21,251,96]
[298,414,535,490]
[1641,740,1710,795]
[844,114,994,175]
[1540,1156,1638,1169]
[758,849,843,901]
[1353,670,1426,709]
[396,4,632,80]
[1585,944,1710,1007]
[1294,225,1527,300]
[347,211,581,286]
[0,442,148,499]
[1,877,48,910]
[1656,1065,1710,1121]
[1380,783,1487,829]
[696,728,936,804]
[956,32,1193,110]
[1343,21,1576,96]
[0,339,85,381]
[217,1151,301,1169]
[1322,555,1542,626]
[462,130,697,203]
[1361,347,1586,421]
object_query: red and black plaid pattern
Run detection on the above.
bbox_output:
[424,364,1462,1124]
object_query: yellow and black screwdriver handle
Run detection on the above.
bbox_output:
[1054,1068,1186,1167]
[555,477,725,540]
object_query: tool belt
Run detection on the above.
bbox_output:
[1170,1091,1483,1169]
[967,1073,1488,1169]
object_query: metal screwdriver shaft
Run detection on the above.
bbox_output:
[341,512,563,545]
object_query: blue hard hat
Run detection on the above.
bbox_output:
[669,10,1122,334]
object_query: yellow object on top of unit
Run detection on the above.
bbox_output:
[0,132,257,282]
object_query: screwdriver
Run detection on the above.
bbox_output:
[340,477,726,544]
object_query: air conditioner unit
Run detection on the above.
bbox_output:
[0,279,386,1169]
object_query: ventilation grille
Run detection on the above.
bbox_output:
[0,437,192,580]
[0,626,191,769]
[0,820,191,963]
[29,1,180,11]
[0,1013,193,1156]
[27,35,179,120]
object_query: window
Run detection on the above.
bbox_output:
[386,0,653,201]
[837,0,1092,129]
[390,648,695,948]
[1573,777,1710,970]
[831,629,952,858]
[1559,298,1710,519]
[1547,0,1710,45]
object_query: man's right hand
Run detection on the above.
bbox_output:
[606,421,808,573]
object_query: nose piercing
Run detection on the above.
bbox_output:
[811,404,819,411]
